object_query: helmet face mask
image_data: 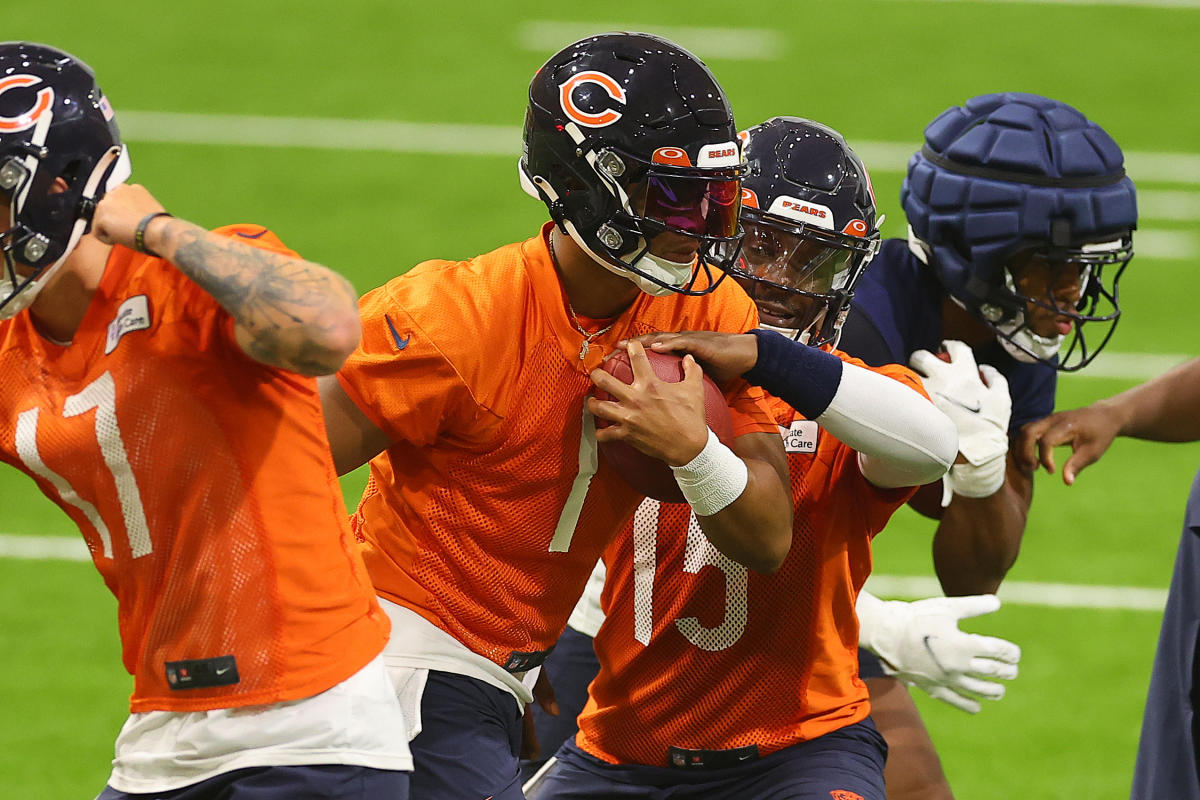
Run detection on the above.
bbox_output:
[902,92,1137,371]
[519,32,746,296]
[0,41,130,319]
[721,117,879,346]
[982,237,1132,368]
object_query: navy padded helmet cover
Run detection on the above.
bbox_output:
[901,92,1137,300]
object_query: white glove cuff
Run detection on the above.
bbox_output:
[672,428,748,517]
[855,591,901,675]
[941,454,1007,506]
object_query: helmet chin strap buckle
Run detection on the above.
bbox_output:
[0,159,27,191]
[595,150,625,178]
[23,234,49,263]
[598,224,623,250]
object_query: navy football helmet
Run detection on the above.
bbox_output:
[0,42,130,319]
[520,32,745,296]
[902,92,1136,371]
[718,117,879,347]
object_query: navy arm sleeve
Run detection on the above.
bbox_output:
[744,329,844,419]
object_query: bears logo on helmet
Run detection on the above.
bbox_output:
[0,75,54,133]
[558,70,626,128]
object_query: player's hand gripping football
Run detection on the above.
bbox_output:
[635,330,759,386]
[857,591,1021,714]
[90,183,168,250]
[589,340,709,466]
[1015,405,1123,485]
[909,340,1012,503]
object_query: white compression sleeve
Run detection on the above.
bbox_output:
[816,362,958,489]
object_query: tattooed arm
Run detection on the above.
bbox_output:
[90,184,361,376]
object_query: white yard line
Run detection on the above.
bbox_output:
[854,142,1200,187]
[865,574,1168,612]
[0,534,1171,612]
[1136,189,1200,221]
[1072,352,1194,381]
[515,21,785,60]
[115,112,1200,188]
[0,534,91,561]
[1130,229,1198,260]
[117,112,518,156]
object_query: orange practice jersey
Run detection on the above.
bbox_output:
[0,227,388,712]
[576,354,927,766]
[338,223,778,671]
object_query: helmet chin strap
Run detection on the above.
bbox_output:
[521,160,704,297]
[0,144,130,320]
[757,322,815,346]
[995,315,1063,364]
[625,251,696,297]
[556,210,697,297]
[571,239,695,297]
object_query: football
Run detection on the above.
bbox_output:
[593,349,736,503]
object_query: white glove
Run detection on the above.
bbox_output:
[857,590,1021,714]
[909,340,1012,505]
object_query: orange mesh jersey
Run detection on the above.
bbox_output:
[0,227,388,713]
[338,223,778,670]
[576,354,927,766]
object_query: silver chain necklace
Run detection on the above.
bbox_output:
[566,304,616,360]
[549,229,617,359]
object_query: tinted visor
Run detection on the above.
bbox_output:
[632,172,742,239]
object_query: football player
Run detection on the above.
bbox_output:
[519,118,1026,788]
[1017,357,1200,800]
[524,117,979,800]
[316,33,793,800]
[835,92,1138,799]
[0,43,410,799]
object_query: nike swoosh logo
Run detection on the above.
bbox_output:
[922,635,949,675]
[384,313,410,350]
[215,666,231,675]
[940,395,981,414]
[234,229,268,239]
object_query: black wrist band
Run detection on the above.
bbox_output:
[744,328,844,419]
[134,212,173,256]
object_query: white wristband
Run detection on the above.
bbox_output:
[941,454,1007,506]
[671,429,749,517]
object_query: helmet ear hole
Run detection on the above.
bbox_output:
[45,192,73,224]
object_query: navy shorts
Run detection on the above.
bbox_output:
[409,670,525,800]
[98,764,408,800]
[520,626,601,783]
[527,717,887,800]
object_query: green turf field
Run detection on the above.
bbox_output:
[2,1,1199,796]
